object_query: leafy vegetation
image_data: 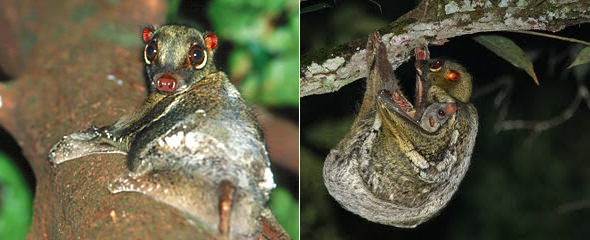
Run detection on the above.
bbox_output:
[210,0,299,107]
[0,153,32,240]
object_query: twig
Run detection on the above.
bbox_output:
[508,30,590,46]
[558,200,590,214]
[495,91,582,132]
[484,77,590,139]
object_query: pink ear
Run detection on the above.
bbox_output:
[205,33,218,50]
[142,27,153,43]
[446,104,457,115]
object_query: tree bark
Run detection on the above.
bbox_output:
[300,0,590,97]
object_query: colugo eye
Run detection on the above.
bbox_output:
[445,70,461,81]
[144,40,158,64]
[430,59,443,72]
[187,44,207,69]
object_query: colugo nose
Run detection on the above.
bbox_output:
[156,74,177,93]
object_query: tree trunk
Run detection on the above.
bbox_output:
[0,0,233,238]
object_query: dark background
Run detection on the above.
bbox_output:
[301,0,590,239]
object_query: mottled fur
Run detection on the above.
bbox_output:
[323,32,478,228]
[49,25,288,239]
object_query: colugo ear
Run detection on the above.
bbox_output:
[204,33,218,51]
[142,26,155,43]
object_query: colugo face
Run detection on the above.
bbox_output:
[419,101,458,133]
[377,87,458,142]
[142,25,219,94]
[415,58,473,103]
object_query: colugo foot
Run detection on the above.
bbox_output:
[48,126,126,165]
[218,180,235,237]
[108,169,260,237]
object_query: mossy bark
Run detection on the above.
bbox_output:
[300,0,590,97]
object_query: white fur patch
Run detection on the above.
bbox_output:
[164,131,184,148]
[260,167,276,191]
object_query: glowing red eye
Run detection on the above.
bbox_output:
[430,60,443,72]
[187,44,207,69]
[445,70,460,81]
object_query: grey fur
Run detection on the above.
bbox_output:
[323,32,478,228]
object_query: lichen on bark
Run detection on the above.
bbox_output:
[300,0,590,97]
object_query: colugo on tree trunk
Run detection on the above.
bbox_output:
[48,24,290,240]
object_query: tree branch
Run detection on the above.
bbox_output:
[300,0,590,97]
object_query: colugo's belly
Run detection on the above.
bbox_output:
[360,140,439,208]
[132,114,273,194]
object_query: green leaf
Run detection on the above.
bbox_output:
[568,47,590,68]
[228,48,253,80]
[301,3,332,14]
[209,0,298,107]
[0,153,33,240]
[474,35,539,85]
[270,188,299,240]
[240,55,299,107]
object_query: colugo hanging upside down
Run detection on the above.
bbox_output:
[49,24,289,240]
[323,32,478,228]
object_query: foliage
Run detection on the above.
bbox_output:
[475,33,590,85]
[0,153,32,240]
[270,188,300,240]
[569,47,590,68]
[301,3,332,14]
[209,0,299,107]
[474,35,540,85]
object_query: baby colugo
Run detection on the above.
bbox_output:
[419,101,457,133]
[48,25,289,239]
